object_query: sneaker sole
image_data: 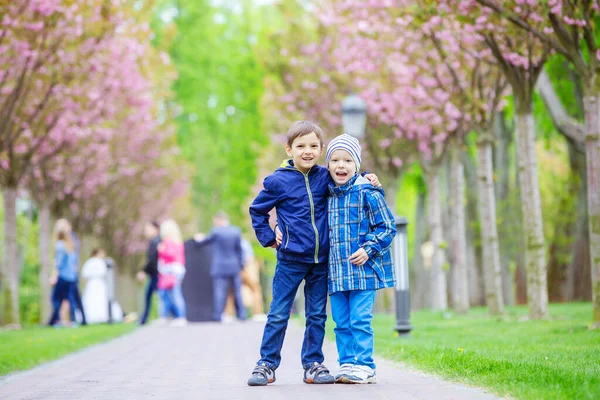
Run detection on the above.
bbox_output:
[247,378,275,387]
[346,377,377,384]
[303,379,335,384]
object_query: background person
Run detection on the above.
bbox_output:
[137,220,161,325]
[203,211,246,322]
[48,228,78,327]
[81,248,124,324]
[157,219,187,327]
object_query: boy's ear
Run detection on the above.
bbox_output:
[285,145,292,157]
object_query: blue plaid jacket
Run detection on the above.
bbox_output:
[327,174,396,294]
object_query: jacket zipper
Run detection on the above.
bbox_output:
[285,225,290,249]
[303,171,319,263]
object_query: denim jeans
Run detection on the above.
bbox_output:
[212,274,246,321]
[48,278,77,326]
[330,290,376,369]
[139,275,158,325]
[158,282,186,319]
[257,260,328,370]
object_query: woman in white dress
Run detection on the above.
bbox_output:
[81,249,123,324]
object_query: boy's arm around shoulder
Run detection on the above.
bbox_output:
[249,174,280,248]
[361,188,397,257]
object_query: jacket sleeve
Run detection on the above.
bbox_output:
[361,189,397,258]
[249,175,279,247]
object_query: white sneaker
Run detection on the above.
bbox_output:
[221,315,234,324]
[335,363,354,383]
[170,318,188,327]
[346,365,376,384]
[251,314,268,322]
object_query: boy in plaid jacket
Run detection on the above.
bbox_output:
[325,134,396,384]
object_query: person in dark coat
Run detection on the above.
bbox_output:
[137,221,161,325]
[204,211,246,322]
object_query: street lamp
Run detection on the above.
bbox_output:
[392,216,412,335]
[341,93,367,138]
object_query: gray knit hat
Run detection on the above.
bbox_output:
[326,134,362,171]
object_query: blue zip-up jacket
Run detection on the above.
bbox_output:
[249,160,330,264]
[327,174,396,294]
[55,240,77,282]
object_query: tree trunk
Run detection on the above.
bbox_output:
[38,203,52,322]
[427,168,448,310]
[1,188,20,326]
[514,111,548,319]
[477,138,505,314]
[411,189,428,310]
[493,112,515,306]
[582,95,600,324]
[547,140,583,302]
[449,144,469,313]
[462,150,485,307]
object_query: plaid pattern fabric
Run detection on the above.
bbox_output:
[327,175,397,294]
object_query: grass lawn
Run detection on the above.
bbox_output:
[332,302,599,400]
[0,323,136,377]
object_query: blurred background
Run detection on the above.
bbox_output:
[0,0,595,326]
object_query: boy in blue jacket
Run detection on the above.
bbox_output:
[248,121,378,386]
[326,134,396,384]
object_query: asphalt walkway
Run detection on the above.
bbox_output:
[0,320,503,400]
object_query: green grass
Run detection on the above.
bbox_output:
[0,323,136,376]
[332,302,599,400]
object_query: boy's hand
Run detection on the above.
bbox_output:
[136,271,146,282]
[365,173,381,187]
[349,248,369,266]
[275,226,283,245]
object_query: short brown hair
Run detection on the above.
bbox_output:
[286,120,325,148]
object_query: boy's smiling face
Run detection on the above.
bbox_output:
[285,132,323,173]
[328,149,357,186]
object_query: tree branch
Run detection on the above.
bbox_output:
[535,68,584,148]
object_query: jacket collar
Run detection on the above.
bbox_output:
[328,174,360,196]
[278,159,314,174]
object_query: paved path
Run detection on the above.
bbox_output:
[0,320,502,400]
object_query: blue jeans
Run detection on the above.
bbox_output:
[48,278,77,326]
[212,274,247,321]
[330,290,376,369]
[257,260,328,370]
[158,283,186,319]
[140,275,158,325]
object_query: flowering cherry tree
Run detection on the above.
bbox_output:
[0,0,125,325]
[466,0,600,325]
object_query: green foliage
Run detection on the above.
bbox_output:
[326,303,600,400]
[154,1,268,232]
[0,323,135,376]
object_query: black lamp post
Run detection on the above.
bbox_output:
[341,93,367,138]
[341,93,412,336]
[391,217,412,335]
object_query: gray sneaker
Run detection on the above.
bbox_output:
[247,364,276,386]
[303,362,335,384]
[346,365,376,384]
[335,363,354,383]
